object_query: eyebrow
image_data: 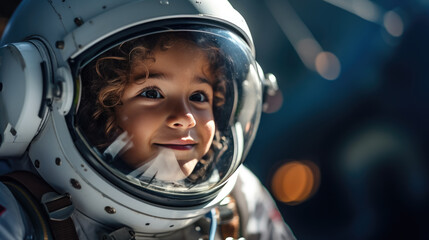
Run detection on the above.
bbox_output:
[133,72,163,81]
[196,76,211,85]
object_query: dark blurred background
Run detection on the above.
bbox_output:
[230,0,429,239]
[2,0,429,239]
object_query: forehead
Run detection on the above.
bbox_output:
[155,41,209,66]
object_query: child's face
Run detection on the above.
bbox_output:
[115,40,216,175]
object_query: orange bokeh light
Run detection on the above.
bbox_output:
[271,160,320,205]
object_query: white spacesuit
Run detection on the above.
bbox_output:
[0,0,296,239]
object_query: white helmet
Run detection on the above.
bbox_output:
[0,0,278,237]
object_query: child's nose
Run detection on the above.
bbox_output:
[167,113,196,129]
[166,102,196,129]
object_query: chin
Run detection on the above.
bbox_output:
[178,158,199,173]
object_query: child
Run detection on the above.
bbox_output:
[0,1,296,239]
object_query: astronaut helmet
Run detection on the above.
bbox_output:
[0,0,278,236]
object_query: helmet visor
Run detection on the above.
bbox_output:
[74,27,262,199]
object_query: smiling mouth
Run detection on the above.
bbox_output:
[155,144,195,150]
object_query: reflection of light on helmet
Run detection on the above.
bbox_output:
[271,160,320,205]
[128,148,187,182]
[383,11,404,37]
[315,51,341,80]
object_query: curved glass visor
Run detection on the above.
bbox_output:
[75,28,262,197]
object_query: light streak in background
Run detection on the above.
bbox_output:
[323,0,404,37]
[265,0,341,80]
[265,0,405,80]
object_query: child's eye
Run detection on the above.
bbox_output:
[140,88,163,99]
[189,91,208,102]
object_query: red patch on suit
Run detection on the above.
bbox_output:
[270,209,283,222]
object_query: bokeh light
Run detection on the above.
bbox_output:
[315,51,341,80]
[271,160,320,205]
[383,10,404,37]
[263,89,283,113]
